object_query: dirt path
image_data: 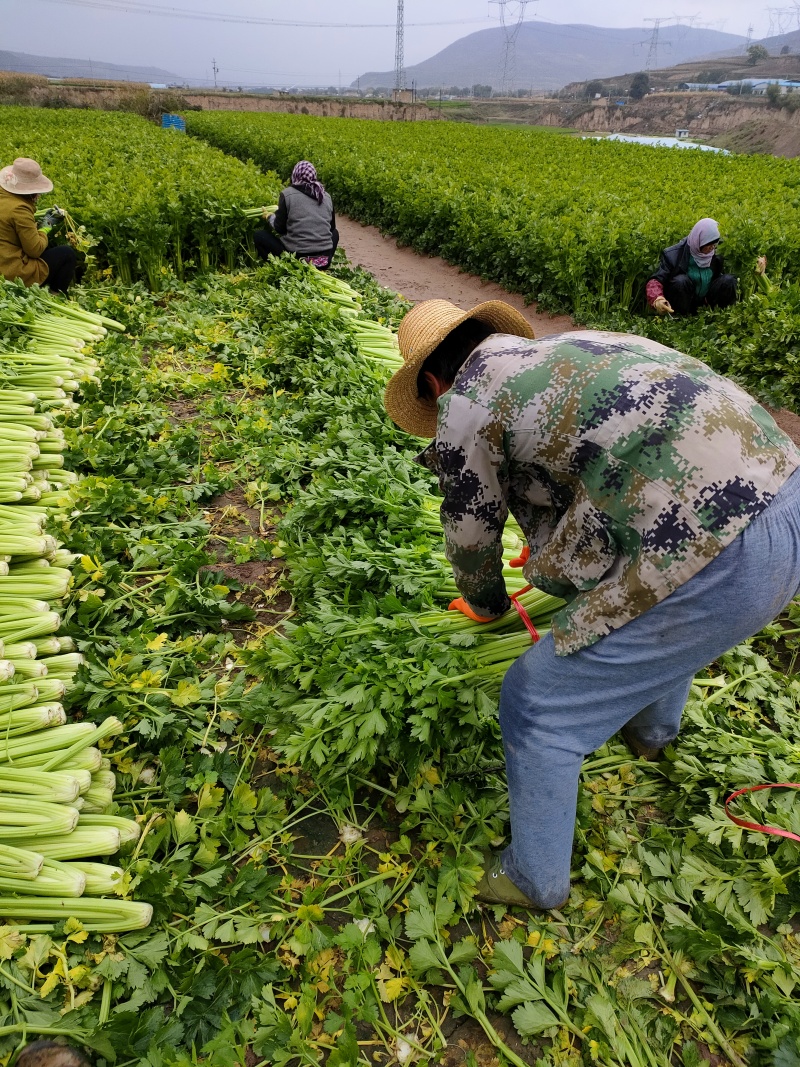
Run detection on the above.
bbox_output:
[337,214,574,336]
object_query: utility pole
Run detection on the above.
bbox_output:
[394,0,405,93]
[490,0,537,96]
[212,58,219,89]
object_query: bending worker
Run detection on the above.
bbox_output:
[384,300,800,910]
[0,157,76,293]
[254,160,339,271]
[646,217,736,316]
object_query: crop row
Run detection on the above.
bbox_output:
[0,108,279,286]
[185,111,800,316]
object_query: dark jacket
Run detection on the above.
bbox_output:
[649,237,725,287]
[273,186,338,255]
[0,189,49,286]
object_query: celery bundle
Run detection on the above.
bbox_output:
[0,281,152,933]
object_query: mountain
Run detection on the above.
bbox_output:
[704,28,800,59]
[356,22,748,92]
[0,50,185,85]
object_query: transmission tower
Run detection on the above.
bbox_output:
[767,7,794,36]
[394,0,405,92]
[644,18,665,71]
[490,0,537,96]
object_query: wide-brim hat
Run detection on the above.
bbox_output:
[0,158,53,196]
[384,299,535,437]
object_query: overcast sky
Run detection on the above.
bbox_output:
[7,0,776,87]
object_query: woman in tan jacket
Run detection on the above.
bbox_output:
[0,157,77,293]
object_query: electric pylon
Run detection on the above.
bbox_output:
[490,0,537,95]
[394,0,405,92]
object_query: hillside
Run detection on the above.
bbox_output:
[707,27,800,59]
[0,49,184,84]
[356,22,747,92]
[560,46,800,96]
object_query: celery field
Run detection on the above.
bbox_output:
[186,111,800,409]
[0,106,796,1067]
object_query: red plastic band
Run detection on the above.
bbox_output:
[724,783,800,842]
[510,585,539,643]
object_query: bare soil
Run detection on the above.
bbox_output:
[764,405,800,449]
[202,485,292,640]
[337,215,574,337]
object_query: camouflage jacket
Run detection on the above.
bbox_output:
[417,331,800,655]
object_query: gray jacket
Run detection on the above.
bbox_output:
[273,186,337,254]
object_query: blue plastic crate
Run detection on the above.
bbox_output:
[161,114,186,132]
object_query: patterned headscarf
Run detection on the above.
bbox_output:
[291,160,325,205]
[687,218,721,268]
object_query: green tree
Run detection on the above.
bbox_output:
[585,80,606,98]
[766,81,782,105]
[747,44,770,65]
[629,72,650,100]
[471,84,493,98]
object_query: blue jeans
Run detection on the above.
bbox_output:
[498,466,800,908]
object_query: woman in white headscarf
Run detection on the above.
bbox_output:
[646,218,738,316]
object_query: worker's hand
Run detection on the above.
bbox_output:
[653,296,674,315]
[448,597,495,623]
[509,545,530,568]
[39,208,65,235]
[756,255,768,275]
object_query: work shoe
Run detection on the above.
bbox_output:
[620,723,662,762]
[475,854,566,910]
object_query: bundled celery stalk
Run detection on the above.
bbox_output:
[0,281,152,933]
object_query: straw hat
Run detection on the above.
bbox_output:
[384,299,534,437]
[0,158,53,196]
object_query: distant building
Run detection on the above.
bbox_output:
[748,79,800,95]
[683,78,800,94]
[675,128,690,139]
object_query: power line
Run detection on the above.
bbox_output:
[30,0,493,30]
